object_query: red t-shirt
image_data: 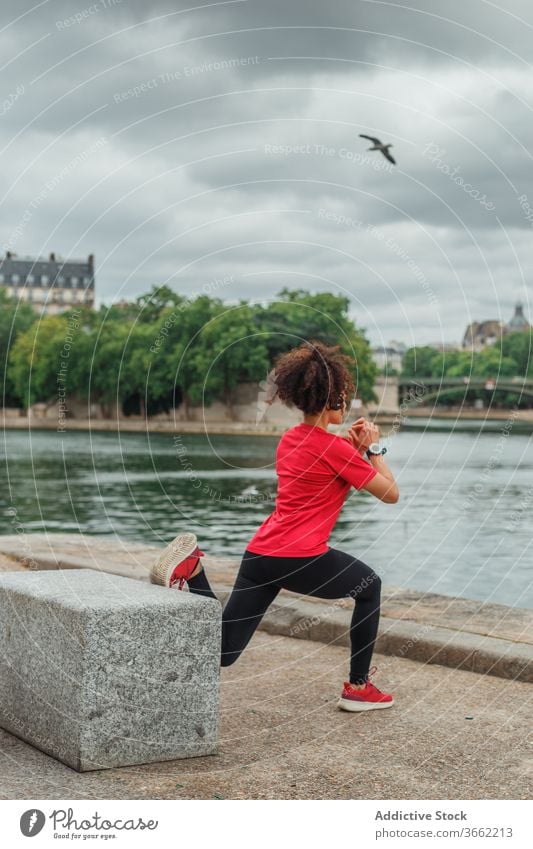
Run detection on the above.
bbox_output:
[247,422,378,557]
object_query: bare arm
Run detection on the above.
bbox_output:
[346,418,399,503]
[362,454,399,503]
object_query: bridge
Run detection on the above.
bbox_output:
[367,375,533,414]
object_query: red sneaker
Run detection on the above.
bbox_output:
[337,666,394,712]
[150,532,205,589]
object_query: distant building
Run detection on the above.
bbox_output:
[0,251,95,314]
[462,319,504,351]
[506,301,530,333]
[462,302,530,351]
[372,340,406,372]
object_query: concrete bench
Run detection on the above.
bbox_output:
[0,569,221,771]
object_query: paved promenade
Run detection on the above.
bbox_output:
[0,534,531,683]
[0,628,530,799]
[0,534,531,799]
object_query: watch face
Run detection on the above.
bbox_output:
[368,442,380,453]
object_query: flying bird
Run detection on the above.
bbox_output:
[359,134,396,164]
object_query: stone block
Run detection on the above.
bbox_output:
[0,569,221,771]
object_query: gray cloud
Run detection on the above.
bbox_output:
[1,0,532,346]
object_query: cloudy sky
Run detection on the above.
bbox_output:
[2,0,532,347]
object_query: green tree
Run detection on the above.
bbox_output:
[193,303,270,412]
[401,346,441,378]
[471,346,517,378]
[71,315,175,417]
[497,330,532,377]
[143,294,225,416]
[7,286,385,417]
[257,289,377,403]
[82,319,149,415]
[135,285,185,323]
[0,290,37,406]
[8,312,84,408]
[443,350,475,378]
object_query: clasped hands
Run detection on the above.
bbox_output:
[343,417,380,455]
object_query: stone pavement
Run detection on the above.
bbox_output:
[0,630,530,799]
[0,534,531,799]
[0,534,531,683]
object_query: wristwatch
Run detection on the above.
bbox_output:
[366,442,387,457]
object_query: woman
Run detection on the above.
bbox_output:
[151,340,399,711]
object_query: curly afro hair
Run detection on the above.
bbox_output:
[272,340,356,415]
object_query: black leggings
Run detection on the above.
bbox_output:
[188,547,382,684]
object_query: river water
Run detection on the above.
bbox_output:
[1,424,531,608]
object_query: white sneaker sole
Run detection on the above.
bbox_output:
[337,696,394,712]
[150,532,198,587]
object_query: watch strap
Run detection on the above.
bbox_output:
[366,445,387,457]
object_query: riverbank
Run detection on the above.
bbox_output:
[0,533,531,800]
[1,533,531,683]
[2,404,533,437]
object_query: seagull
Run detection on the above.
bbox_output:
[359,134,396,164]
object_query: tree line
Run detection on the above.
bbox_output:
[1,286,378,416]
[400,336,533,407]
